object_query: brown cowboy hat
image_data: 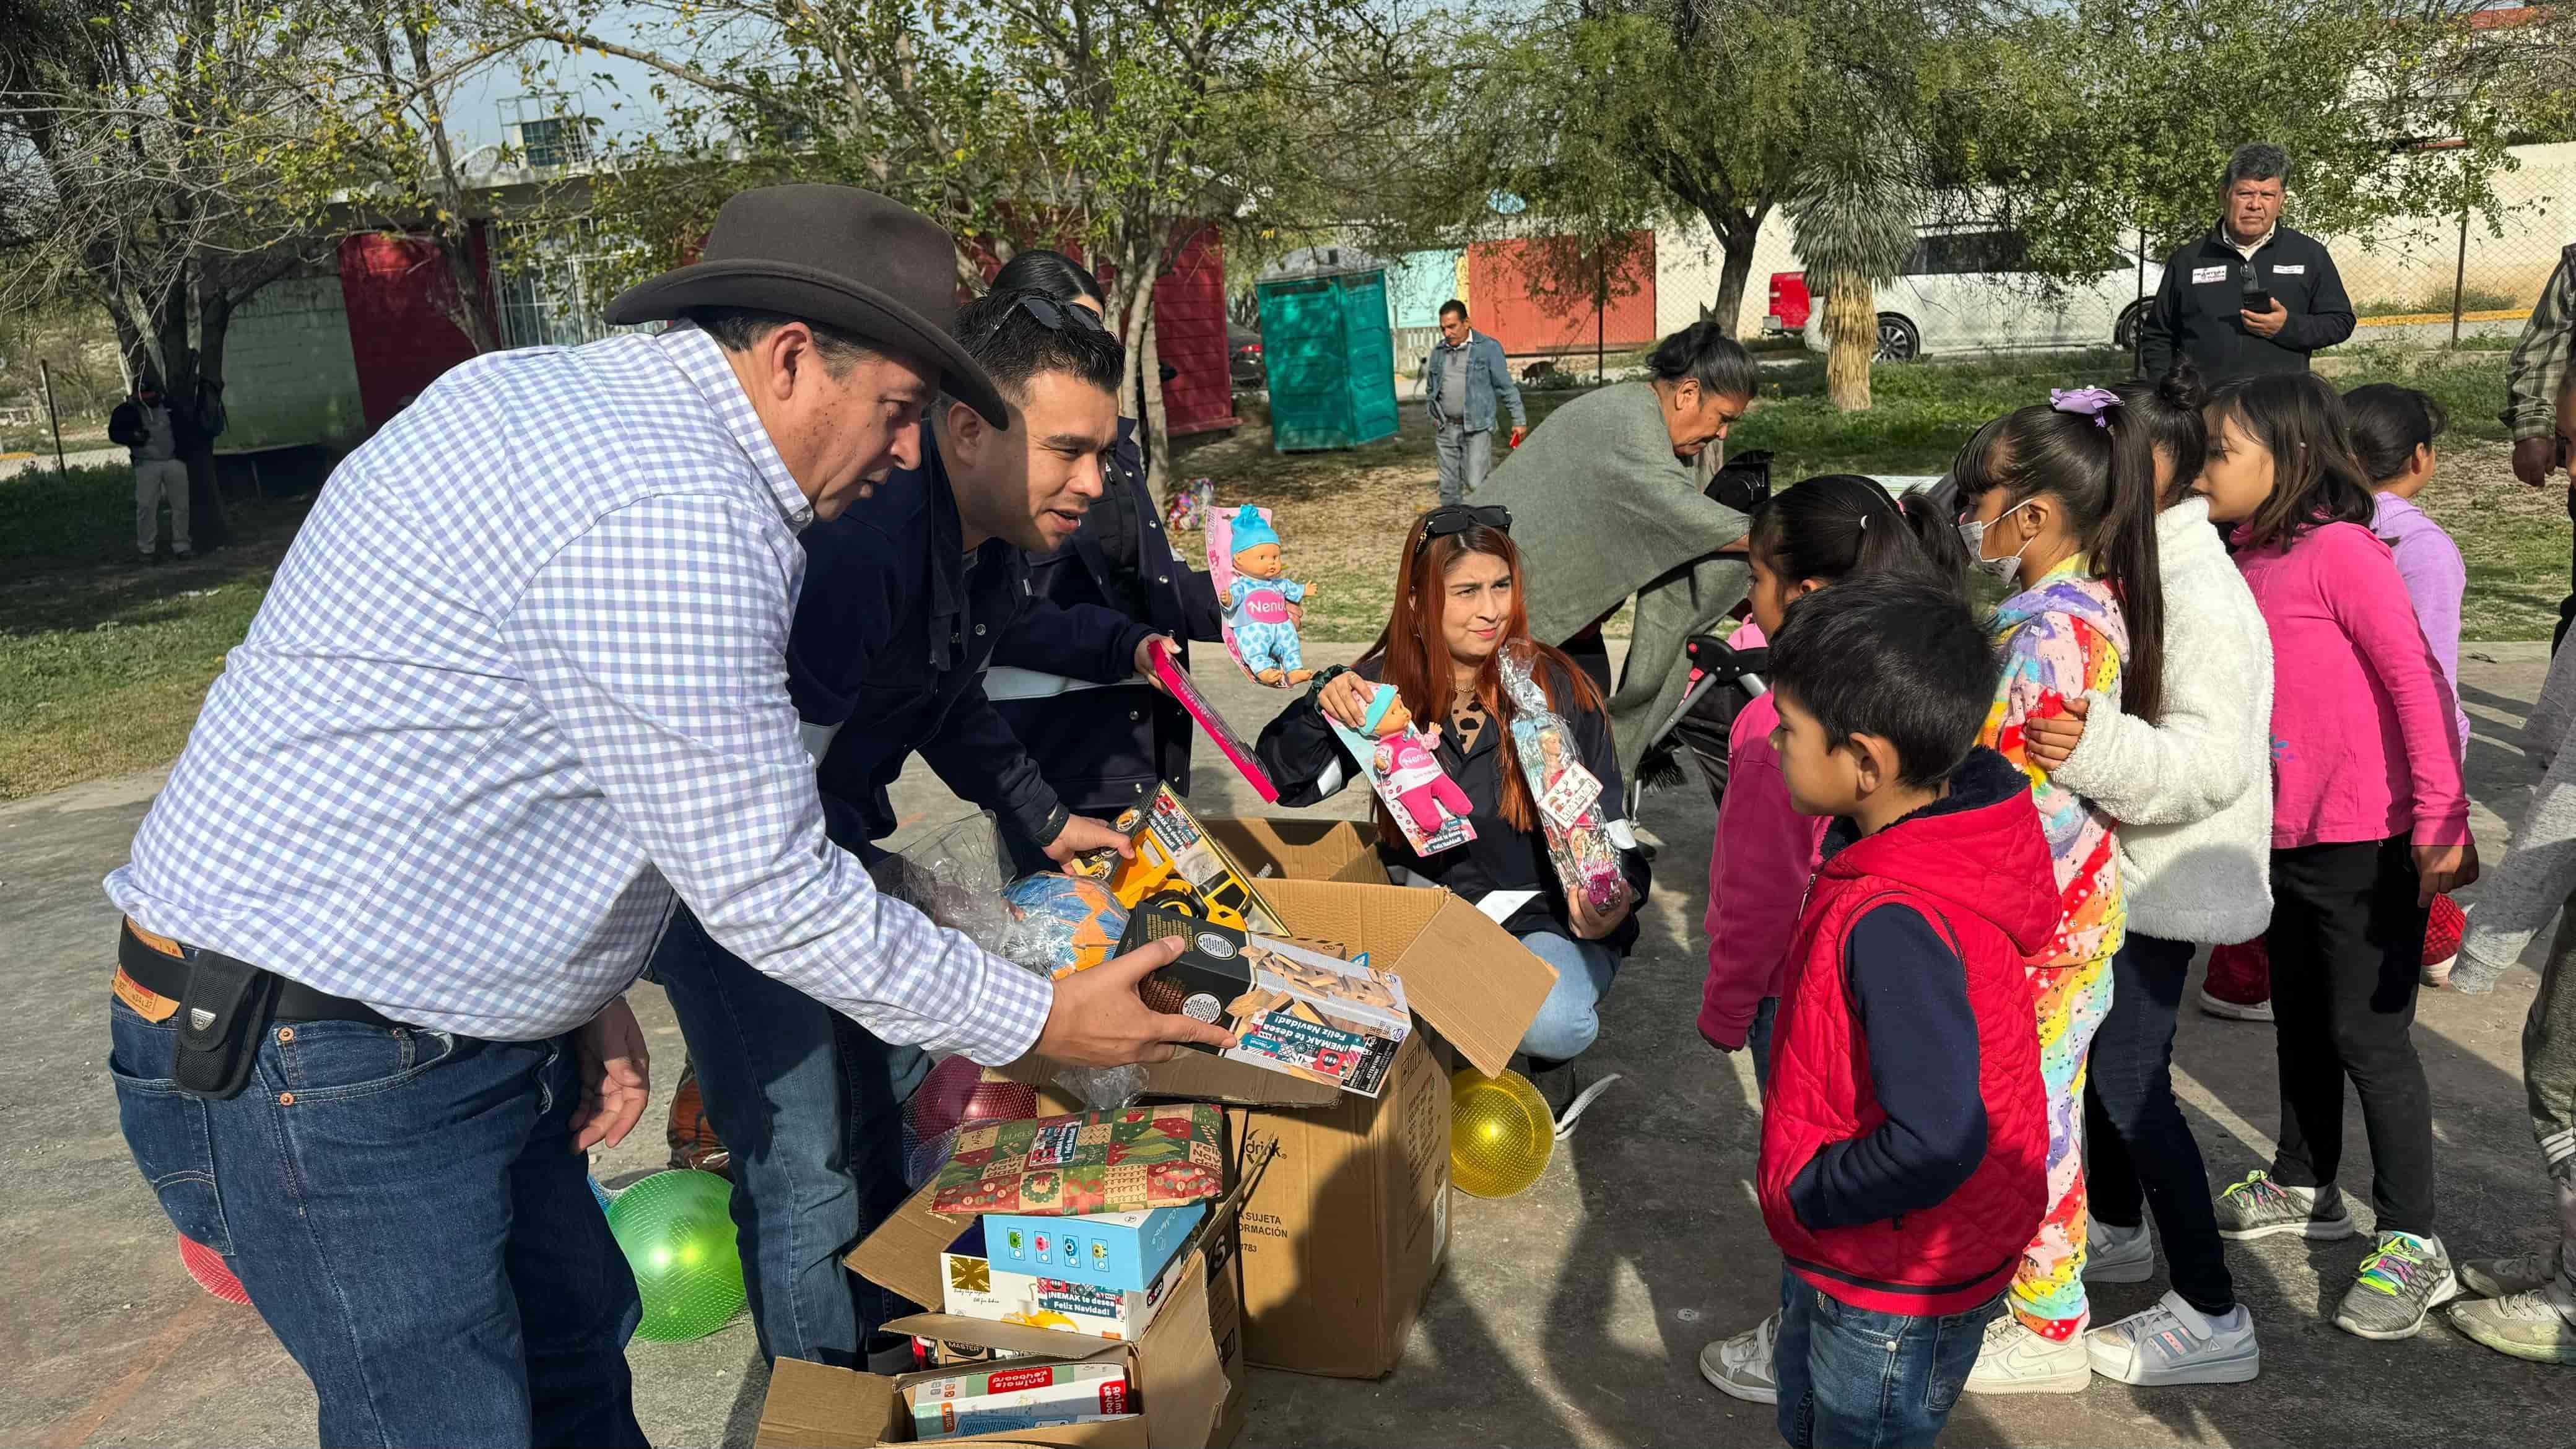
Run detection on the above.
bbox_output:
[605,184,1008,427]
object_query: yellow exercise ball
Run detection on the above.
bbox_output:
[1450,1066,1554,1198]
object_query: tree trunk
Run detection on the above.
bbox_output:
[1139,298,1170,510]
[185,285,237,544]
[1822,268,1874,412]
[1699,206,1764,340]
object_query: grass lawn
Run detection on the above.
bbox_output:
[0,341,2554,803]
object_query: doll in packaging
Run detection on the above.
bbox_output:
[1499,646,1628,913]
[1325,682,1475,854]
[1218,505,1312,685]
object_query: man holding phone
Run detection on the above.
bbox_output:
[2138,142,2355,383]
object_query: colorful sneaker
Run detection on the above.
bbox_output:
[2084,1216,2156,1284]
[2086,1290,2260,1386]
[2213,1172,2356,1242]
[2334,1231,2460,1340]
[2447,1289,2576,1364]
[1697,1312,1778,1405]
[2422,894,2465,987]
[1963,1315,2091,1396]
[2461,1248,2562,1300]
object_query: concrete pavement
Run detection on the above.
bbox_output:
[9,642,2576,1446]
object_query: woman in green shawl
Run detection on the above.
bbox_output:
[1481,321,1763,781]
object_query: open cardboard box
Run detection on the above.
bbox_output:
[755,1175,1246,1449]
[1009,816,1558,1379]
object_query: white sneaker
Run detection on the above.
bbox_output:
[2460,1247,2563,1300]
[1697,1312,1778,1405]
[2086,1290,2260,1386]
[1962,1313,2091,1396]
[2197,988,2274,1022]
[2085,1217,2155,1284]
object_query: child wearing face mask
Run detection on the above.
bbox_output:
[2194,372,2476,1345]
[1695,476,1968,1409]
[1948,386,2169,1396]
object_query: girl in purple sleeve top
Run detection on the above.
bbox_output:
[2346,384,2473,988]
[2196,373,2479,1346]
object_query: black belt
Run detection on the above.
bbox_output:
[119,923,398,1028]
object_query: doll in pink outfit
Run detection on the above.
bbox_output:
[1365,686,1472,834]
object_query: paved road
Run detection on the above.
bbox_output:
[8,643,2576,1446]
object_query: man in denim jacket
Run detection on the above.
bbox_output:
[1425,299,1526,505]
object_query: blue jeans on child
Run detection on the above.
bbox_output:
[651,904,925,1369]
[1773,1267,1999,1449]
[109,995,647,1448]
[1515,929,1620,1061]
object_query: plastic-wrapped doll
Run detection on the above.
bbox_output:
[1499,645,1629,913]
[1364,687,1473,838]
[1224,506,1312,685]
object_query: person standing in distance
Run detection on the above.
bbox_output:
[2138,143,2355,385]
[1425,300,1527,507]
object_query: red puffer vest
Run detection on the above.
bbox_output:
[1757,747,2058,1316]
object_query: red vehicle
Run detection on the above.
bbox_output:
[1763,271,1813,336]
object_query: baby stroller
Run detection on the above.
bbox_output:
[1627,450,1775,816]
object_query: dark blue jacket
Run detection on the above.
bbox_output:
[789,424,1143,856]
[2138,223,2354,383]
[990,418,1224,816]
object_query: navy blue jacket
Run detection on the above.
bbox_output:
[2138,223,2354,383]
[990,419,1224,816]
[789,424,1143,856]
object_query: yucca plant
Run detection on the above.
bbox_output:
[1783,141,1926,411]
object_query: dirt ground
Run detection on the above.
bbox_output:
[12,642,2576,1448]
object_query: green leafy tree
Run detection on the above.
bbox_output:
[499,0,1427,497]
[0,0,324,544]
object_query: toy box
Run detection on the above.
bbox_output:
[930,1105,1226,1217]
[1146,640,1278,803]
[1118,906,1411,1099]
[1062,783,1286,934]
[980,1204,1207,1295]
[905,1360,1131,1440]
[938,1212,1201,1341]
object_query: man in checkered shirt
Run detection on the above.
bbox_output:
[99,186,1226,1447]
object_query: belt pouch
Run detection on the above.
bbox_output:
[172,949,281,1101]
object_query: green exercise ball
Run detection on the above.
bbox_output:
[606,1169,746,1342]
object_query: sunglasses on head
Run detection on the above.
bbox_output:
[1422,503,1511,538]
[982,292,1108,341]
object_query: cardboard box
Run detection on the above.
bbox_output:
[1007,816,1557,1380]
[763,1180,1247,1449]
[905,1360,1131,1440]
[979,1204,1206,1295]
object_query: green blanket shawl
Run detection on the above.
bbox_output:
[1482,381,1751,778]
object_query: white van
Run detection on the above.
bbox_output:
[1770,227,2163,361]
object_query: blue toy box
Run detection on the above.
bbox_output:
[980,1203,1207,1295]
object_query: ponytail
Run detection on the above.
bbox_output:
[1746,474,1966,598]
[1951,391,2168,724]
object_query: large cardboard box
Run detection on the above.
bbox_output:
[1010,816,1557,1380]
[753,1181,1245,1449]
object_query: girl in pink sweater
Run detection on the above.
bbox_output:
[2197,372,2479,1344]
[1694,474,1967,1407]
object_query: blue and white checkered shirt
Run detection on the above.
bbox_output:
[107,327,1053,1063]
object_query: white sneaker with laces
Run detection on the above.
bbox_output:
[1962,1313,2091,1396]
[2084,1216,2155,1284]
[2460,1247,2562,1300]
[1697,1312,1778,1405]
[2086,1290,2260,1386]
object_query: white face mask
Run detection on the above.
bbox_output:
[1956,502,2034,583]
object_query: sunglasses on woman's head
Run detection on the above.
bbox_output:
[1423,504,1512,538]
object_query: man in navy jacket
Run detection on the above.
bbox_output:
[2138,143,2354,383]
[650,287,1162,1374]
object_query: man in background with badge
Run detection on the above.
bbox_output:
[2138,142,2355,383]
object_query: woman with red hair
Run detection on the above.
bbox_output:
[1254,505,1651,1103]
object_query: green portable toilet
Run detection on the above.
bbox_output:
[1255,268,1398,453]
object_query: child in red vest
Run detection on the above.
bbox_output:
[1756,577,2058,1448]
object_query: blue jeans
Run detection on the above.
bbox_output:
[1516,929,1619,1061]
[651,904,923,1368]
[1748,994,1780,1092]
[1774,1268,1998,1449]
[109,997,645,1448]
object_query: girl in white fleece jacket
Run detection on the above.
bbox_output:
[2022,368,2274,1390]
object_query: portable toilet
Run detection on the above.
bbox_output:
[1255,268,1398,453]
